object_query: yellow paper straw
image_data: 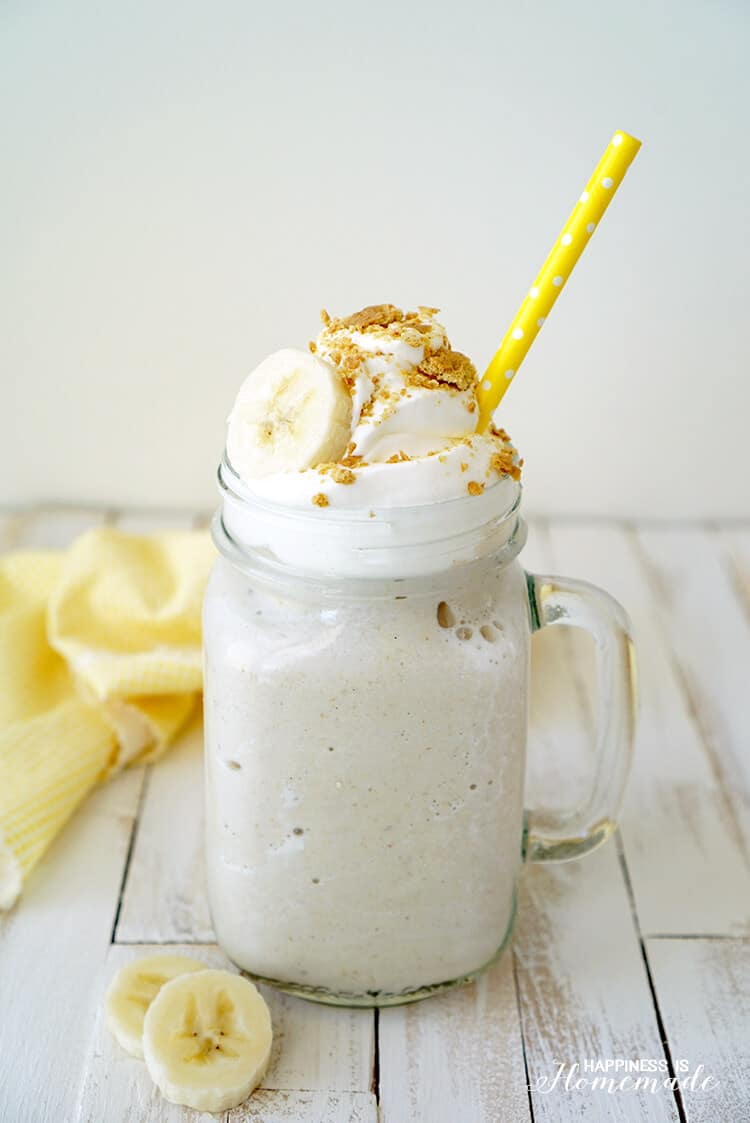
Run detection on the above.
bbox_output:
[476,129,641,432]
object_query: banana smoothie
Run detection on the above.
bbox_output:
[204,304,528,1000]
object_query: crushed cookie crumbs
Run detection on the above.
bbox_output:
[489,450,522,481]
[307,305,522,491]
[339,304,403,331]
[330,465,357,485]
[413,349,476,391]
[311,492,329,507]
[400,327,424,348]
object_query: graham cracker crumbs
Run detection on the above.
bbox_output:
[490,450,523,482]
[311,492,329,507]
[414,349,477,391]
[418,306,440,318]
[437,601,456,628]
[340,455,364,468]
[467,400,476,413]
[340,304,403,331]
[386,450,411,464]
[460,462,468,472]
[400,326,424,348]
[330,465,356,485]
[320,309,331,326]
[467,481,485,496]
[308,340,317,353]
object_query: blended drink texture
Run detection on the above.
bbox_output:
[205,561,528,995]
[205,303,527,997]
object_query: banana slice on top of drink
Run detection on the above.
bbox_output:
[226,348,352,479]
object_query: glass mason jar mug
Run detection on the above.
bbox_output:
[203,457,636,1006]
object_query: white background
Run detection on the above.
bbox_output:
[2,0,748,517]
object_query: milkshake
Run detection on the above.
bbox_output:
[204,544,529,998]
[205,131,642,1003]
[204,304,528,1000]
[204,302,635,1004]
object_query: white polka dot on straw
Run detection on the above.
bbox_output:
[580,191,589,203]
[561,233,572,246]
[482,380,492,391]
[586,222,596,233]
[504,369,515,380]
[512,327,524,340]
[602,176,613,189]
[613,134,623,146]
[529,286,539,298]
[537,317,546,327]
[553,275,564,287]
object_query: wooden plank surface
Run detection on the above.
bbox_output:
[379,953,530,1123]
[722,526,750,609]
[647,938,750,1123]
[0,768,144,1123]
[2,508,750,1123]
[116,715,214,944]
[1,505,110,549]
[634,526,750,849]
[541,522,750,937]
[518,523,680,1123]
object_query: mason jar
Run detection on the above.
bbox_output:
[203,455,636,1006]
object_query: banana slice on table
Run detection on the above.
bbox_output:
[143,968,273,1113]
[227,348,352,479]
[105,954,206,1059]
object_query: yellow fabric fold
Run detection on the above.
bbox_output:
[0,529,215,908]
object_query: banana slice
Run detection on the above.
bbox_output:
[227,348,352,479]
[105,954,206,1059]
[143,968,273,1113]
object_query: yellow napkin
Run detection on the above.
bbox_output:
[0,528,215,909]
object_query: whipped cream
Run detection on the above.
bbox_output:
[227,305,521,510]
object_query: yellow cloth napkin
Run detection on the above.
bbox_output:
[0,528,215,909]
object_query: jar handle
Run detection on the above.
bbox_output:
[522,571,637,863]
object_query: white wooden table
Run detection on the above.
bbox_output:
[2,507,749,1123]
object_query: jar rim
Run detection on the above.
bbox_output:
[215,453,526,585]
[218,453,522,523]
